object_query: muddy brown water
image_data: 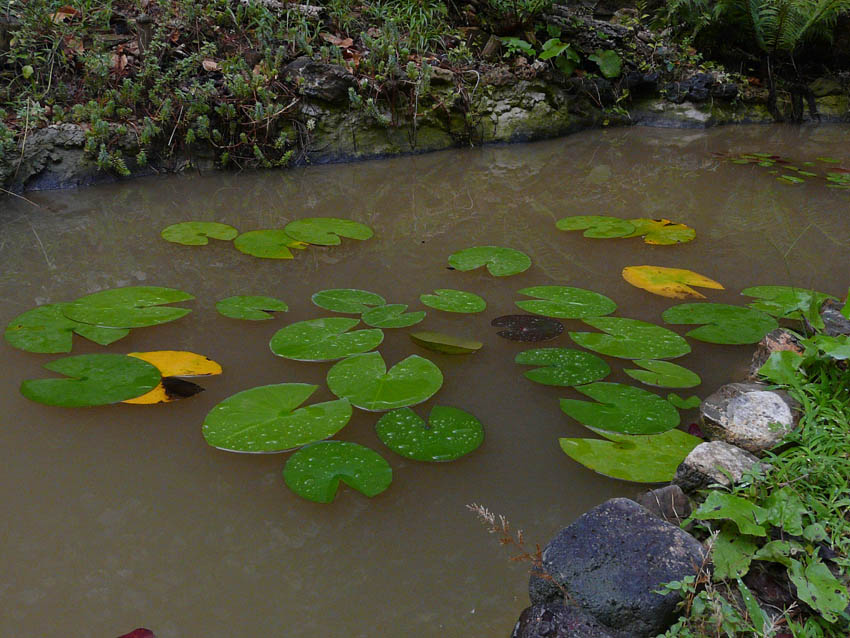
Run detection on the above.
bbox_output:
[2,124,850,638]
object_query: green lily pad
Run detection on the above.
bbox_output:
[559,427,702,483]
[668,393,702,410]
[361,304,425,328]
[160,221,239,245]
[624,218,696,245]
[20,353,161,407]
[569,317,691,360]
[409,331,483,354]
[269,317,383,361]
[419,289,486,313]
[233,230,307,259]
[326,352,443,411]
[624,360,701,388]
[5,303,129,353]
[62,286,194,329]
[662,303,778,345]
[741,285,834,330]
[312,289,387,314]
[215,295,289,320]
[376,405,484,462]
[284,217,373,246]
[559,382,680,435]
[515,286,617,318]
[283,441,392,503]
[202,383,352,453]
[447,246,531,277]
[554,215,635,238]
[514,348,610,386]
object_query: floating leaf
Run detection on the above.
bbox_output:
[375,405,484,462]
[284,217,373,246]
[202,383,352,453]
[570,317,691,359]
[312,289,386,314]
[560,382,680,435]
[447,246,531,277]
[515,286,616,318]
[515,348,610,386]
[624,218,695,245]
[233,230,308,259]
[555,215,635,238]
[269,317,383,361]
[667,393,702,410]
[4,303,129,353]
[419,289,486,313]
[20,354,161,407]
[361,304,425,328]
[662,303,778,345]
[124,350,222,404]
[624,360,701,388]
[741,285,833,329]
[215,295,288,320]
[63,286,194,329]
[283,441,392,503]
[160,222,238,246]
[559,427,701,483]
[409,331,482,354]
[492,315,564,342]
[326,352,443,411]
[622,266,723,299]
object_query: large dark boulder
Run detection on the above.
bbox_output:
[511,602,615,638]
[283,57,357,104]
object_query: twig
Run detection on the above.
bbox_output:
[0,187,43,208]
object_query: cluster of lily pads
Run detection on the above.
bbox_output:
[718,151,850,188]
[555,216,696,245]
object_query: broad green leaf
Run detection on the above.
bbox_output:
[515,348,610,386]
[5,303,129,353]
[742,285,833,330]
[448,246,531,277]
[160,221,238,245]
[233,229,308,259]
[667,393,701,410]
[693,491,768,536]
[515,286,616,318]
[284,217,373,246]
[559,382,680,435]
[410,331,482,354]
[326,352,443,411]
[758,351,805,385]
[283,441,392,503]
[202,383,352,453]
[20,354,161,407]
[588,49,622,78]
[662,303,778,345]
[762,487,806,535]
[803,523,828,543]
[570,317,691,360]
[312,289,386,314]
[555,215,635,238]
[269,317,383,361]
[419,289,486,313]
[559,427,701,483]
[124,350,222,405]
[375,405,484,462]
[753,539,798,567]
[788,557,849,622]
[713,524,758,580]
[216,295,288,320]
[736,578,769,633]
[63,286,194,329]
[624,360,701,389]
[807,334,850,360]
[538,38,570,60]
[622,265,723,299]
[624,218,696,245]
[361,304,425,328]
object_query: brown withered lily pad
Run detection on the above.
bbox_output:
[491,315,564,342]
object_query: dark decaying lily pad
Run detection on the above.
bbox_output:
[491,315,564,342]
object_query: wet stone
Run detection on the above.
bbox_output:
[819,299,850,337]
[635,484,692,526]
[674,441,762,493]
[511,602,616,638]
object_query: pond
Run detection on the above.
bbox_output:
[2,124,850,638]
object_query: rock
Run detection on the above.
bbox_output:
[809,77,844,98]
[430,66,455,84]
[748,329,804,379]
[283,57,357,104]
[511,602,616,638]
[529,498,706,638]
[635,485,691,526]
[711,83,739,100]
[700,383,800,454]
[819,299,850,336]
[674,441,762,492]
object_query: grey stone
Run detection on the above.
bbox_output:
[529,498,705,638]
[636,484,692,526]
[512,602,616,638]
[819,299,850,337]
[674,441,762,492]
[283,57,357,104]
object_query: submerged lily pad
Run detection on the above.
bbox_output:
[376,405,484,461]
[419,289,486,313]
[409,331,482,354]
[202,383,352,453]
[624,218,696,245]
[662,303,778,345]
[361,304,425,328]
[312,289,387,314]
[269,317,383,361]
[624,360,701,388]
[559,382,680,435]
[20,354,161,407]
[555,215,635,238]
[284,217,373,246]
[492,315,564,342]
[124,350,223,404]
[233,230,308,259]
[570,317,691,360]
[63,286,194,329]
[161,222,238,245]
[283,441,392,503]
[668,393,702,410]
[5,303,129,353]
[622,265,724,299]
[515,348,610,386]
[448,246,531,277]
[515,286,617,318]
[326,352,443,411]
[216,295,289,320]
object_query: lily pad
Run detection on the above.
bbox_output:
[5,303,129,353]
[216,295,289,320]
[375,405,484,462]
[560,382,680,435]
[447,246,531,277]
[326,352,443,411]
[668,393,702,410]
[233,229,308,259]
[160,221,238,246]
[409,331,483,354]
[20,353,161,407]
[569,317,691,359]
[515,348,610,386]
[559,427,702,483]
[284,217,373,246]
[312,289,387,314]
[492,315,564,342]
[269,317,383,361]
[124,350,223,405]
[555,215,635,238]
[515,286,617,318]
[419,289,486,313]
[63,286,194,329]
[624,360,701,389]
[624,218,696,245]
[283,441,392,503]
[741,285,834,330]
[202,383,352,453]
[622,266,724,299]
[361,304,425,328]
[662,303,778,345]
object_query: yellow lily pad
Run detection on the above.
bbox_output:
[124,350,222,404]
[625,218,696,245]
[622,265,724,299]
